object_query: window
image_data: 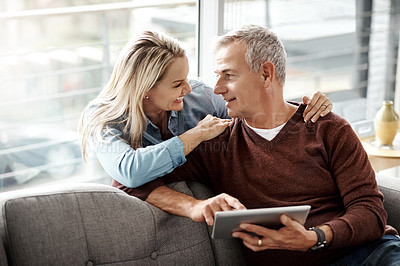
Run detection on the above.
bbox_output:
[1,0,399,192]
[0,0,196,192]
[199,0,399,122]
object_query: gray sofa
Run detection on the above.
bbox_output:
[0,173,399,266]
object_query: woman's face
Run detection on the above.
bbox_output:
[144,56,191,115]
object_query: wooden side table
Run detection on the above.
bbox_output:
[361,137,400,172]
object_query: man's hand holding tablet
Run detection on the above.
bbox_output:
[211,205,311,239]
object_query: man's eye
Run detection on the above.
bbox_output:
[174,83,182,88]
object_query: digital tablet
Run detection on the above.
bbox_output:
[211,205,311,239]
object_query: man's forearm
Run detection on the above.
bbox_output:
[146,185,246,226]
[146,185,199,219]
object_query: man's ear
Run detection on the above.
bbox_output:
[261,62,275,87]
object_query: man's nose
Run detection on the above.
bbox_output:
[213,78,226,95]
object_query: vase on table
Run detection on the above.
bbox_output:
[374,100,400,145]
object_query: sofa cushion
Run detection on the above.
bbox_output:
[376,173,400,232]
[0,183,216,266]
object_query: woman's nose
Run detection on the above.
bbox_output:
[183,80,192,94]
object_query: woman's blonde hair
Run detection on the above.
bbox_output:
[78,30,186,161]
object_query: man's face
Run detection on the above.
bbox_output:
[213,42,265,119]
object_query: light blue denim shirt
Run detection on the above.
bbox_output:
[92,79,228,188]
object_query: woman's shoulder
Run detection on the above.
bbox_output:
[186,79,227,116]
[85,99,101,114]
[188,79,214,98]
[84,99,127,124]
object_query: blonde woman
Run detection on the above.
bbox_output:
[79,30,332,188]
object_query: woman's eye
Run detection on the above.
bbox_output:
[174,83,182,88]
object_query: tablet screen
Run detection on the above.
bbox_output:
[211,205,311,239]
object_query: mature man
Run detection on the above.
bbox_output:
[113,25,400,265]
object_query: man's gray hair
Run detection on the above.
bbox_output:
[215,25,287,85]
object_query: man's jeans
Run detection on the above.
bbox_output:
[329,235,400,265]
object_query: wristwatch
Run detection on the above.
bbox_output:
[308,227,327,252]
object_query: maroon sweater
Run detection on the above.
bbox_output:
[114,104,397,265]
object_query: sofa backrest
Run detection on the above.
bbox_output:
[0,182,245,266]
[1,174,396,266]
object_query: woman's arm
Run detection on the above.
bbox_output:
[95,115,229,188]
[95,128,185,188]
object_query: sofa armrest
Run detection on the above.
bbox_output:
[376,172,400,232]
[0,237,7,266]
[185,181,247,265]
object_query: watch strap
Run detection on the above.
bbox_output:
[308,227,327,252]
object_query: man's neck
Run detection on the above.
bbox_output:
[244,101,298,129]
